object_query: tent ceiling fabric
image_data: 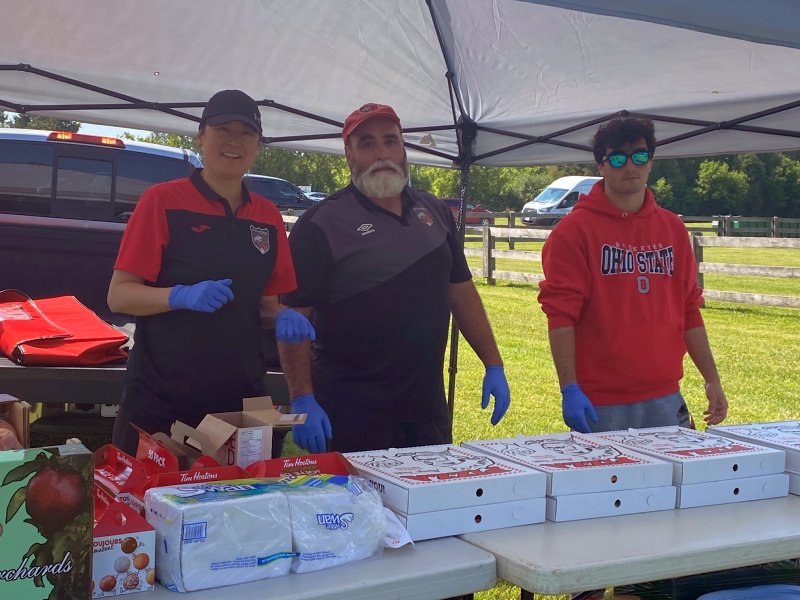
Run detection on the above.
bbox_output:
[1,0,799,167]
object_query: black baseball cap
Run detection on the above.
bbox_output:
[200,89,262,134]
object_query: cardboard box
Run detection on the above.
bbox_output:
[708,421,800,472]
[676,473,789,508]
[463,433,673,495]
[95,442,248,515]
[93,500,156,595]
[245,451,359,479]
[344,444,547,514]
[591,427,786,484]
[0,443,93,600]
[94,444,154,515]
[0,394,29,448]
[545,485,677,522]
[179,396,306,469]
[395,497,546,541]
[789,471,800,495]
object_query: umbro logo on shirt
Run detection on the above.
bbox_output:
[192,224,211,233]
[357,223,375,236]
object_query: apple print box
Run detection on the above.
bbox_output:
[709,421,800,473]
[463,433,673,495]
[590,427,786,484]
[344,444,546,514]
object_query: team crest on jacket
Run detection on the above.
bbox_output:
[414,207,434,226]
[250,225,271,254]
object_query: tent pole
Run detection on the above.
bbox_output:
[447,120,476,419]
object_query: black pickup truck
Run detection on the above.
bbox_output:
[0,129,202,322]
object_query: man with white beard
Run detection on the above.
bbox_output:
[278,103,510,454]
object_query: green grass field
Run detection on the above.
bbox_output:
[288,244,800,600]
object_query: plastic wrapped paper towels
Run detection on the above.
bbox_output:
[287,476,386,573]
[145,476,385,592]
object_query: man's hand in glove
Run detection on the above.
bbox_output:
[481,366,511,425]
[276,308,316,344]
[561,383,598,433]
[290,394,332,454]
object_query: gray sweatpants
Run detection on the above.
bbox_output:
[590,391,691,432]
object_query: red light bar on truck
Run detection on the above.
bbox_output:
[47,131,125,148]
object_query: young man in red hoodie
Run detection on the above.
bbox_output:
[538,117,728,434]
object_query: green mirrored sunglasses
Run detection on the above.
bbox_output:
[603,149,651,168]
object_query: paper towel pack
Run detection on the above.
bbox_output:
[145,476,387,591]
[146,480,293,592]
[285,476,385,573]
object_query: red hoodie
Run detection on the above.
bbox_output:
[538,181,704,406]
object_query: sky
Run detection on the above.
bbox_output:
[79,122,151,138]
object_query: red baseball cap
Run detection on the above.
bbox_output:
[342,103,402,143]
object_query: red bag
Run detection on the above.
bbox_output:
[0,290,128,366]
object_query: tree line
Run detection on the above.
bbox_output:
[3,113,799,217]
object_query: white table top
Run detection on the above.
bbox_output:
[148,536,496,600]
[461,495,800,595]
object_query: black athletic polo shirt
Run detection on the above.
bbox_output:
[280,183,471,422]
[115,170,296,427]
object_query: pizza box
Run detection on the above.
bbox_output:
[676,473,789,508]
[463,433,672,495]
[393,497,546,541]
[708,421,800,473]
[590,427,786,484]
[789,471,800,495]
[344,444,547,514]
[545,485,677,522]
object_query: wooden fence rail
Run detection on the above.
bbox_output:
[283,211,800,308]
[466,225,800,309]
[692,233,800,308]
[466,211,800,240]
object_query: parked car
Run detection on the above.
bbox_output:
[0,128,202,321]
[305,191,329,202]
[243,174,314,211]
[520,176,600,226]
[442,198,494,226]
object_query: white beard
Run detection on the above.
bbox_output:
[353,160,409,198]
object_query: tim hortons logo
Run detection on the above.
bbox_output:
[283,457,316,468]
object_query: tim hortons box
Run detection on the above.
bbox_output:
[344,444,547,514]
[0,444,93,600]
[708,421,800,473]
[590,427,786,484]
[675,473,789,508]
[245,451,359,479]
[463,433,673,495]
[545,485,677,522]
[95,444,154,515]
[394,497,547,540]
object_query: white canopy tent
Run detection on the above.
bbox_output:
[3,0,800,408]
[2,0,800,168]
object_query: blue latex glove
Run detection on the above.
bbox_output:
[275,308,316,344]
[169,279,234,312]
[481,366,510,425]
[561,383,598,433]
[290,394,332,454]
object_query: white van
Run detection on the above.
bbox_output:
[521,175,600,225]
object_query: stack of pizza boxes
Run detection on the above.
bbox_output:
[463,433,675,522]
[590,426,789,508]
[344,444,547,540]
[708,421,800,495]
